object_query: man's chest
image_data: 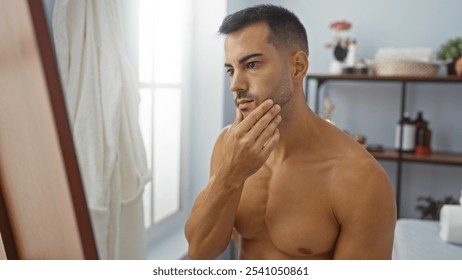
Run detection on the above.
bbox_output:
[234,163,340,257]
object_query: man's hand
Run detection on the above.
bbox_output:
[221,99,281,185]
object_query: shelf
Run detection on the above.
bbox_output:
[304,73,462,115]
[306,73,462,83]
[370,149,462,166]
[306,73,462,217]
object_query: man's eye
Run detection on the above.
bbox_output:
[247,61,259,69]
[226,68,234,77]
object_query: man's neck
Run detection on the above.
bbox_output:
[270,91,322,163]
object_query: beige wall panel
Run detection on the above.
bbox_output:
[0,0,84,259]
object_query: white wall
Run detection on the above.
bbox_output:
[225,0,462,218]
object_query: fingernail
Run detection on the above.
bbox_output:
[273,104,281,111]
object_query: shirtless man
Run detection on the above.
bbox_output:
[185,5,396,260]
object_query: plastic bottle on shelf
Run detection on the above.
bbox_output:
[394,112,415,152]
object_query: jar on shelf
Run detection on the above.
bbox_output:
[394,112,415,152]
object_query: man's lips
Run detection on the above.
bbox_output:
[237,99,254,110]
[236,98,254,105]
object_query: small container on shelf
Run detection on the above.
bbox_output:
[415,128,432,155]
[395,112,415,153]
[354,62,369,74]
[414,111,432,155]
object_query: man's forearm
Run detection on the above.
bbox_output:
[185,170,244,259]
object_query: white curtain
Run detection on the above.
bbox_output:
[52,0,150,259]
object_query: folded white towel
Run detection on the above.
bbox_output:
[439,205,462,245]
[374,47,433,63]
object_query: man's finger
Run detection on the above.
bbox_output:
[248,104,281,138]
[257,114,281,148]
[262,128,280,154]
[238,99,274,131]
[232,108,243,127]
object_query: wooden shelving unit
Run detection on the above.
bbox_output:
[306,73,462,82]
[305,74,462,114]
[305,73,462,217]
[371,150,462,166]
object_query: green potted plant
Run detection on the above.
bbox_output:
[437,37,462,75]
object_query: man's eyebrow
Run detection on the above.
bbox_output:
[224,52,264,68]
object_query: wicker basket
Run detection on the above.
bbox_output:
[372,60,439,76]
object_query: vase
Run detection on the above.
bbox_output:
[329,60,344,74]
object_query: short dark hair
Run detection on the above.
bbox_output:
[218,4,309,55]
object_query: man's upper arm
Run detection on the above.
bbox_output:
[332,160,397,260]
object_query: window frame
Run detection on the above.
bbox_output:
[130,0,193,251]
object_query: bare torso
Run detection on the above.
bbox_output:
[233,119,384,259]
[236,159,339,259]
[186,97,396,260]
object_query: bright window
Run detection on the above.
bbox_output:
[138,0,186,228]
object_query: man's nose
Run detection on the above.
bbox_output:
[229,71,248,94]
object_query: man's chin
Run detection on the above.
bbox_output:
[240,102,260,118]
[240,107,256,119]
[236,109,247,120]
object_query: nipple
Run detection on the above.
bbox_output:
[297,247,313,255]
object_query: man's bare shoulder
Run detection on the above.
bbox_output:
[217,125,231,142]
[213,125,231,155]
[332,149,391,193]
[326,144,396,259]
[329,149,396,224]
[209,125,231,175]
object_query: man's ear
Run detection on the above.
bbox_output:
[291,51,309,82]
